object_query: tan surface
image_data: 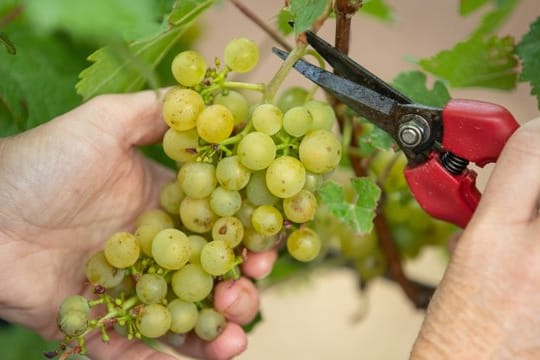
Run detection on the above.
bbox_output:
[191,1,539,359]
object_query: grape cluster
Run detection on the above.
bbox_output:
[54,37,342,356]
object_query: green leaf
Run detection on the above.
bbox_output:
[317,178,381,234]
[459,0,490,16]
[516,16,540,109]
[277,7,295,35]
[392,71,451,107]
[76,0,213,100]
[419,35,518,89]
[360,0,394,22]
[289,0,330,34]
[470,0,519,38]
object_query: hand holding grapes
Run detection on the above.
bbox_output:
[0,91,272,359]
[412,118,540,359]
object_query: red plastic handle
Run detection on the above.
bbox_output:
[404,99,519,228]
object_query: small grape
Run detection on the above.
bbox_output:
[251,205,283,236]
[134,224,161,257]
[282,106,313,137]
[57,310,88,337]
[177,162,217,199]
[59,295,90,318]
[224,37,259,73]
[104,232,140,269]
[209,187,242,217]
[277,86,309,112]
[160,180,185,215]
[243,228,276,252]
[188,234,208,264]
[85,251,125,288]
[137,304,171,338]
[179,197,217,233]
[152,228,191,270]
[200,240,235,276]
[213,90,249,125]
[215,156,251,191]
[162,87,204,131]
[287,228,321,262]
[136,274,168,304]
[171,264,213,302]
[135,209,175,230]
[162,128,199,163]
[168,299,198,334]
[252,103,283,135]
[237,132,276,170]
[340,230,378,260]
[355,250,386,281]
[304,100,336,131]
[299,129,342,174]
[303,171,324,192]
[265,156,306,198]
[283,189,317,223]
[246,171,278,206]
[196,104,234,143]
[194,308,226,341]
[236,200,256,229]
[212,216,244,248]
[171,50,207,87]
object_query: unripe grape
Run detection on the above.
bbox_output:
[171,264,213,302]
[209,187,242,216]
[179,197,217,233]
[304,100,336,130]
[135,209,174,230]
[216,156,251,191]
[303,171,324,192]
[213,90,249,125]
[57,310,88,337]
[243,228,276,252]
[299,129,342,174]
[283,189,317,223]
[162,128,199,163]
[265,156,306,198]
[224,37,259,73]
[355,250,386,281]
[134,224,161,257]
[136,274,168,304]
[276,86,308,112]
[85,251,125,288]
[282,106,313,137]
[212,216,244,248]
[104,232,140,269]
[168,299,198,334]
[236,200,256,229]
[200,240,235,276]
[188,234,208,264]
[251,205,283,236]
[252,103,283,135]
[137,304,171,338]
[171,50,207,87]
[196,104,234,143]
[162,87,204,131]
[287,227,321,262]
[152,228,191,270]
[177,161,217,199]
[246,171,278,206]
[237,132,276,170]
[160,180,185,215]
[340,230,378,260]
[59,295,90,318]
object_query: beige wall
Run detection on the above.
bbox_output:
[192,1,539,359]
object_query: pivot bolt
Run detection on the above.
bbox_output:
[397,115,430,148]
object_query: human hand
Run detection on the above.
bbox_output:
[0,91,274,360]
[411,118,540,359]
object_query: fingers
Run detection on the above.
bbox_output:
[241,249,277,279]
[213,277,260,324]
[475,118,540,224]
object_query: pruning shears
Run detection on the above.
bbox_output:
[272,31,520,228]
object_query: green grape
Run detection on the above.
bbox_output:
[212,216,244,248]
[392,224,423,259]
[265,156,306,198]
[162,127,199,163]
[134,224,161,257]
[57,310,88,337]
[196,104,234,144]
[236,200,256,229]
[216,155,251,191]
[135,209,175,230]
[171,264,214,302]
[243,228,276,252]
[152,229,191,270]
[104,232,140,269]
[382,191,410,224]
[223,37,259,73]
[168,299,198,334]
[370,150,408,191]
[282,106,313,137]
[200,240,235,276]
[237,132,276,170]
[137,304,171,339]
[194,308,226,341]
[188,234,208,264]
[403,200,432,232]
[283,189,317,223]
[135,274,168,304]
[213,90,249,125]
[209,187,242,216]
[299,129,342,174]
[160,180,185,215]
[85,251,125,288]
[355,249,386,281]
[304,100,336,131]
[177,161,217,199]
[179,197,217,233]
[251,103,283,135]
[287,227,321,262]
[276,86,308,112]
[246,170,278,206]
[59,295,90,318]
[162,87,204,131]
[303,171,324,192]
[106,276,135,299]
[339,229,378,260]
[171,50,207,87]
[251,205,283,236]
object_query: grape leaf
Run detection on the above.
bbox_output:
[516,16,540,109]
[317,178,381,234]
[392,71,451,107]
[76,0,212,100]
[360,0,394,22]
[289,0,330,34]
[459,0,490,16]
[277,7,295,36]
[419,35,518,89]
[470,0,519,38]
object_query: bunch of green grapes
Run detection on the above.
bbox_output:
[53,37,342,357]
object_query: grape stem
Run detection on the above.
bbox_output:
[224,81,265,92]
[264,44,307,103]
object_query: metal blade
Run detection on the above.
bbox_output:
[272,47,398,137]
[304,31,412,105]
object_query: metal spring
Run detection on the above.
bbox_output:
[440,152,469,175]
